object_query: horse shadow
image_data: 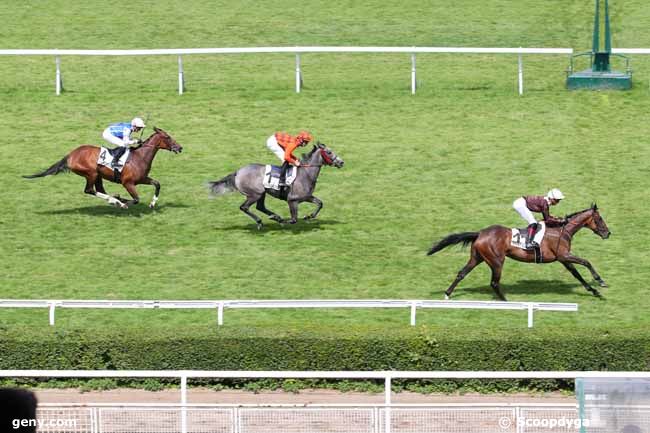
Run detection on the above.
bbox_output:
[36,202,190,218]
[452,279,599,300]
[214,218,344,234]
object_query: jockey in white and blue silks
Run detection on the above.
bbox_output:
[102,117,146,167]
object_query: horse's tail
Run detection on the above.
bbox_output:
[427,232,479,256]
[207,173,237,197]
[23,156,69,179]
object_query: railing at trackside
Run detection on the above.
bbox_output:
[0,46,573,95]
[35,402,582,433]
[7,370,650,433]
[0,298,578,328]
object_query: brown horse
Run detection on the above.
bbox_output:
[427,204,611,301]
[23,127,182,209]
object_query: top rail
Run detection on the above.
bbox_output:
[0,47,573,56]
[0,298,577,328]
[0,46,574,95]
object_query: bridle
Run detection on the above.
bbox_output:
[300,147,335,168]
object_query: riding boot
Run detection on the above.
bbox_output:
[279,161,290,186]
[526,223,539,249]
[112,146,127,168]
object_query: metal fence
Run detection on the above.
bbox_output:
[9,370,650,433]
[0,46,573,95]
[0,299,578,328]
[36,403,582,433]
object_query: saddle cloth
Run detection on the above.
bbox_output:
[511,221,546,250]
[262,165,297,190]
[97,147,130,172]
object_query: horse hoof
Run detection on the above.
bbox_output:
[256,223,264,230]
[598,280,608,288]
[444,294,450,300]
[149,203,156,209]
[303,215,312,220]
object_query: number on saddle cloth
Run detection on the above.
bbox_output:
[262,165,297,191]
[510,222,546,250]
[97,147,130,171]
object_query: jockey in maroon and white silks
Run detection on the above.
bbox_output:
[512,188,565,248]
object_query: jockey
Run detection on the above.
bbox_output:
[102,117,146,167]
[512,188,566,248]
[265,130,313,186]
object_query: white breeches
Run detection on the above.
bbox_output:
[513,197,537,225]
[102,129,128,147]
[266,135,285,162]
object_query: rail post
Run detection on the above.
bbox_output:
[518,50,524,95]
[55,56,62,95]
[411,52,417,94]
[178,56,185,95]
[295,53,302,93]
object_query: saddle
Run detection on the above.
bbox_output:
[262,165,297,191]
[511,222,546,263]
[97,147,131,182]
[97,147,130,171]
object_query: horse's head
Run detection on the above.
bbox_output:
[149,127,183,154]
[587,203,611,239]
[314,142,344,168]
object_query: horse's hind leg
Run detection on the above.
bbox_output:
[483,255,507,301]
[444,248,483,300]
[94,177,106,195]
[240,195,264,230]
[255,193,282,222]
[86,174,125,207]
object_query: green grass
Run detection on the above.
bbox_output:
[1,0,649,344]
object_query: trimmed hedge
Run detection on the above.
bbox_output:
[1,326,649,392]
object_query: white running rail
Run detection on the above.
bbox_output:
[6,370,650,433]
[0,299,577,328]
[0,46,573,95]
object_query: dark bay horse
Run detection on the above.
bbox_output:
[427,204,611,301]
[208,142,344,229]
[24,127,182,209]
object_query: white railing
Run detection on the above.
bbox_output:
[613,48,650,54]
[0,46,573,95]
[0,299,578,328]
[35,402,582,433]
[7,370,650,433]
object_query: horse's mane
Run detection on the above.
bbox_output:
[566,206,594,219]
[300,145,319,162]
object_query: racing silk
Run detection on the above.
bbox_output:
[108,122,135,142]
[524,195,564,225]
[274,132,303,164]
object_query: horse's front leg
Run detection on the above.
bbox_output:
[283,199,300,224]
[562,254,607,288]
[121,182,140,208]
[143,177,161,208]
[303,196,323,220]
[558,259,602,298]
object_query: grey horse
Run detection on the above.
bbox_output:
[208,142,344,229]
